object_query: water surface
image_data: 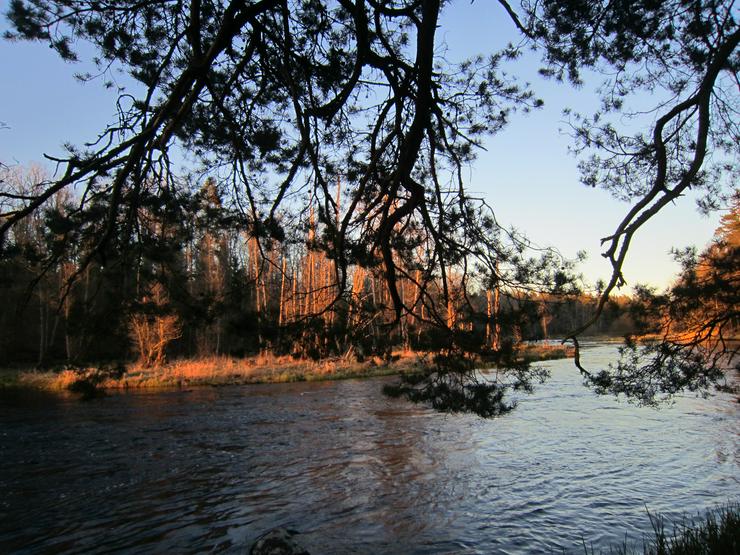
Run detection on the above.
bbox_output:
[1,344,738,553]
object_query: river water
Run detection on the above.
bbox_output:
[1,344,738,554]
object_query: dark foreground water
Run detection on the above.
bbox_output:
[1,345,738,554]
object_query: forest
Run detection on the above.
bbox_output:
[1,0,738,413]
[0,164,639,369]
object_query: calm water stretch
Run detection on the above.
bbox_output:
[1,344,738,554]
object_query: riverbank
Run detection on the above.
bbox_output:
[602,503,739,555]
[0,342,574,393]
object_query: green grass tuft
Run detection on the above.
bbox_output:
[642,503,739,555]
[584,503,739,555]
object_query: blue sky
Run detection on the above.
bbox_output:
[0,2,723,291]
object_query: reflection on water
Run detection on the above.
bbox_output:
[0,345,738,554]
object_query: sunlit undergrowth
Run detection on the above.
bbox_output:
[3,351,423,393]
[0,343,573,397]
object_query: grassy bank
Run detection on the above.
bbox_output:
[590,503,739,555]
[0,342,573,394]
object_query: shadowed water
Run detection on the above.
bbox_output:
[1,344,738,554]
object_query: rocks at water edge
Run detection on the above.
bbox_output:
[250,528,310,555]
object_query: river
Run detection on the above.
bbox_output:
[1,344,738,554]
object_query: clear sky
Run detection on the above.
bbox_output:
[0,2,723,292]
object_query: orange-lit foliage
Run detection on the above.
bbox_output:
[129,283,182,367]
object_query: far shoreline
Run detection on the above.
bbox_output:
[0,342,575,395]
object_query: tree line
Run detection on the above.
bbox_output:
[0,164,640,369]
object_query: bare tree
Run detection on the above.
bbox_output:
[129,282,182,367]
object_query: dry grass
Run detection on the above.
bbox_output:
[0,350,426,392]
[1,367,99,392]
[0,343,574,394]
[114,352,415,388]
[517,342,575,363]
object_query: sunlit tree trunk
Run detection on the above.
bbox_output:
[486,275,501,350]
[291,261,298,320]
[37,287,46,366]
[445,273,456,331]
[278,256,287,327]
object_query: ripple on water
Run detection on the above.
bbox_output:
[0,345,738,554]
